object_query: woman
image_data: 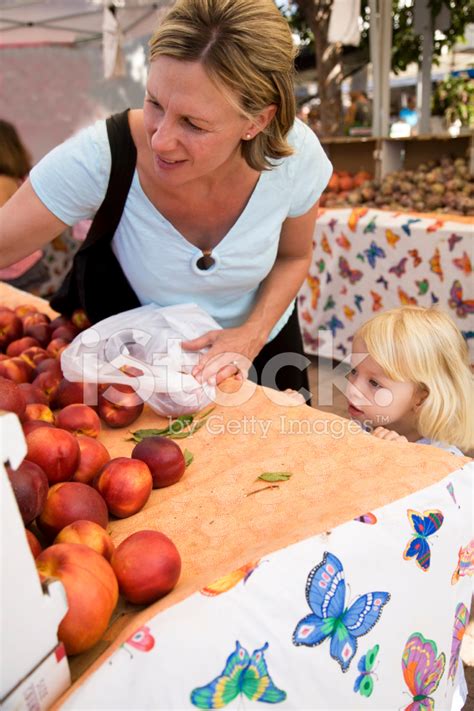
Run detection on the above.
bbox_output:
[0,0,332,395]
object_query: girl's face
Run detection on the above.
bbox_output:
[346,337,423,433]
[143,57,258,186]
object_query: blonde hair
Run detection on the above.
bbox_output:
[356,306,473,452]
[149,0,297,171]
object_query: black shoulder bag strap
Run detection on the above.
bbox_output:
[50,109,141,322]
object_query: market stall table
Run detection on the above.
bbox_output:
[1,283,472,711]
[298,208,473,362]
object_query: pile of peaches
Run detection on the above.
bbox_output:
[0,303,184,656]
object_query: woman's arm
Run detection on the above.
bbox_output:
[183,200,319,384]
[0,180,68,268]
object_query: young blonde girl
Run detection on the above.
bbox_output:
[346,306,473,455]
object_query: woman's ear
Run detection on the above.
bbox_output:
[245,104,277,139]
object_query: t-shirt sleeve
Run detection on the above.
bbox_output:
[287,121,333,218]
[29,120,111,226]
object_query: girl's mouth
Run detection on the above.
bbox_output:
[348,402,364,418]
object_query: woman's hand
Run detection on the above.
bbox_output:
[372,426,408,443]
[181,324,265,385]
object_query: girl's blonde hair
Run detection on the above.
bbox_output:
[356,306,473,452]
[148,0,297,172]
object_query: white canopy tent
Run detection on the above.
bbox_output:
[0,1,172,47]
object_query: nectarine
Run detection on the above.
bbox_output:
[36,543,118,655]
[38,481,108,539]
[26,426,80,484]
[111,530,181,604]
[94,458,152,518]
[132,436,185,489]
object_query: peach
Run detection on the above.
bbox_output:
[97,383,144,429]
[54,520,115,561]
[36,543,118,655]
[132,436,185,489]
[14,304,37,319]
[38,482,108,539]
[32,371,61,403]
[26,426,80,484]
[54,378,85,408]
[71,309,91,331]
[50,315,71,331]
[23,322,52,348]
[51,325,78,342]
[6,337,41,357]
[0,310,23,350]
[6,460,49,525]
[23,403,55,424]
[25,528,43,558]
[20,346,49,368]
[18,382,49,405]
[34,357,62,379]
[73,435,110,484]
[56,404,101,438]
[0,376,26,417]
[46,338,70,358]
[94,458,152,518]
[18,383,48,405]
[22,312,50,327]
[111,530,181,605]
[0,357,32,383]
[22,419,56,436]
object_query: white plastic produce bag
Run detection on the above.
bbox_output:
[61,303,220,417]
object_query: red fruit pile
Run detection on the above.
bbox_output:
[1,302,184,657]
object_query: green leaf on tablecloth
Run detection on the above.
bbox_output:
[257,472,293,482]
[184,449,194,467]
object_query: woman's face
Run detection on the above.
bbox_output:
[143,57,255,186]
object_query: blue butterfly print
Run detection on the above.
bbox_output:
[327,316,344,337]
[354,295,364,312]
[337,344,348,357]
[354,644,379,697]
[403,509,444,572]
[431,292,440,305]
[364,241,386,269]
[328,218,338,232]
[190,641,286,708]
[462,330,474,341]
[292,552,390,672]
[326,272,332,284]
[401,218,421,236]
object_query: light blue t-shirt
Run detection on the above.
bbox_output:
[417,438,465,457]
[30,118,332,340]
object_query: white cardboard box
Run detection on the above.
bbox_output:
[0,411,71,709]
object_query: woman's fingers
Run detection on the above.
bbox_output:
[181,331,218,351]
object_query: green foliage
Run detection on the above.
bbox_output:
[431,73,474,127]
[284,0,474,75]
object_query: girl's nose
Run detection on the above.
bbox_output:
[346,379,367,406]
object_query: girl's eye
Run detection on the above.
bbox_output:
[349,368,357,376]
[369,379,380,388]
